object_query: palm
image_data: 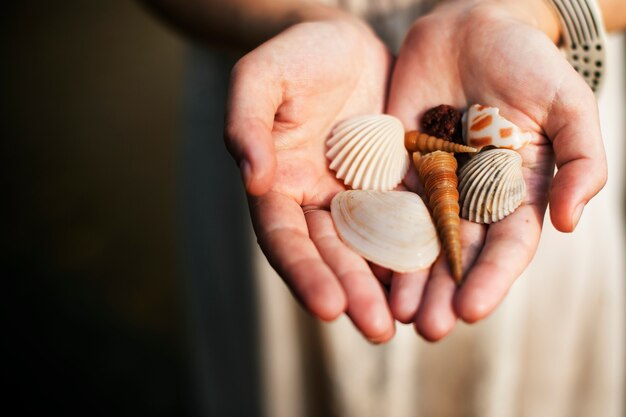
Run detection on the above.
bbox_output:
[226,19,400,341]
[387,4,605,339]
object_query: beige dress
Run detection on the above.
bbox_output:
[181,2,625,416]
[253,2,626,417]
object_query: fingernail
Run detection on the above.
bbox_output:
[368,326,395,345]
[240,160,252,190]
[366,314,395,344]
[572,202,585,229]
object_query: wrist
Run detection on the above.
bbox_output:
[288,2,376,35]
[438,0,561,43]
[285,2,384,51]
[493,0,562,43]
[511,0,561,44]
[286,2,366,29]
[289,2,348,23]
[228,1,361,50]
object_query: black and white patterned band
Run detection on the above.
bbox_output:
[545,0,607,93]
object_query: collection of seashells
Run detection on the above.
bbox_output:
[327,104,529,283]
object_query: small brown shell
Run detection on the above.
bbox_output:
[415,151,463,282]
[405,131,478,154]
[458,149,526,223]
[421,104,463,143]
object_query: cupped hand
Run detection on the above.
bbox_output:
[386,0,607,340]
[225,14,401,342]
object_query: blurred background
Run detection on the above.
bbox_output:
[4,1,188,415]
[4,1,626,417]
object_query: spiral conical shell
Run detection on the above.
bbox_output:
[331,190,440,272]
[405,131,478,153]
[327,115,409,191]
[458,149,526,224]
[415,151,463,282]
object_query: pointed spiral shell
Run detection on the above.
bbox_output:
[415,151,463,282]
[458,149,526,224]
[327,115,409,191]
[405,131,478,154]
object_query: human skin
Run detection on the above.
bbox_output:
[387,0,609,341]
[225,16,405,342]
[145,0,626,342]
[144,0,626,47]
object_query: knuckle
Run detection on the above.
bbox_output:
[223,118,238,142]
[229,55,251,81]
[230,52,265,86]
[222,121,240,159]
[596,164,608,189]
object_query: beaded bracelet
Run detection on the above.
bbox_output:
[545,0,607,93]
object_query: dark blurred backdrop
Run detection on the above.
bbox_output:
[3,1,188,415]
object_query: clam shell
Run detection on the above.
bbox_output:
[463,104,532,150]
[405,131,478,153]
[458,149,526,224]
[327,115,409,191]
[415,151,463,282]
[331,190,440,272]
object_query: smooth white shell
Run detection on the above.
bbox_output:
[462,104,532,150]
[331,190,440,272]
[458,149,526,224]
[327,115,409,191]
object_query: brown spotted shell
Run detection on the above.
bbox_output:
[458,149,526,224]
[414,151,463,282]
[463,104,532,150]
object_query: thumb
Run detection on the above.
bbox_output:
[545,80,607,232]
[224,56,280,196]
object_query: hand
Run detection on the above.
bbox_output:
[225,12,400,342]
[386,0,607,340]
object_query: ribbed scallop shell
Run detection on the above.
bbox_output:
[414,151,463,282]
[331,190,440,273]
[458,149,526,224]
[327,115,409,191]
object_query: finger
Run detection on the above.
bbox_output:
[306,209,395,343]
[370,263,393,286]
[545,81,607,232]
[455,204,543,323]
[413,256,458,342]
[388,270,429,324]
[224,55,281,195]
[415,220,486,340]
[251,192,346,321]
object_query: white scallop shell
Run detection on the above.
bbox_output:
[458,149,526,224]
[326,115,409,191]
[462,104,532,150]
[331,190,440,272]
